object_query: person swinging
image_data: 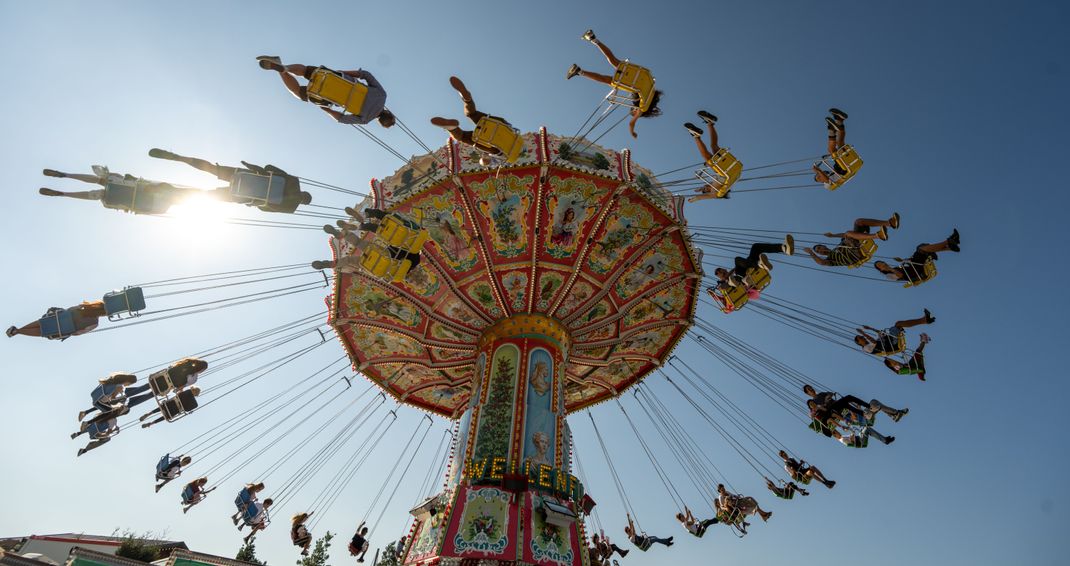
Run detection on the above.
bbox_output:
[804,213,900,268]
[567,29,663,138]
[765,477,809,500]
[291,512,314,556]
[430,76,522,164]
[684,112,741,201]
[38,165,202,215]
[623,512,673,550]
[256,56,395,128]
[349,521,370,563]
[779,450,835,489]
[7,300,107,339]
[676,505,718,537]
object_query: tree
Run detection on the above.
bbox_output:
[296,531,333,566]
[236,542,266,565]
[112,530,165,563]
[376,540,405,566]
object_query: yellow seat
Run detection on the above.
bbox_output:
[471,117,523,164]
[696,148,743,198]
[709,267,772,314]
[376,210,429,253]
[874,331,908,357]
[845,238,878,269]
[901,258,937,288]
[607,62,656,113]
[306,67,369,115]
[360,244,414,283]
[816,144,864,190]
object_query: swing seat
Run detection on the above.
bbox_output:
[901,258,937,288]
[306,67,369,115]
[230,170,286,206]
[845,238,878,269]
[156,454,173,478]
[541,500,578,528]
[148,368,175,397]
[159,389,198,422]
[873,330,908,357]
[38,309,76,339]
[360,244,414,283]
[103,181,172,215]
[472,116,524,164]
[376,211,429,253]
[695,148,743,198]
[607,62,656,113]
[182,485,197,504]
[817,144,863,190]
[103,287,146,320]
[235,489,253,510]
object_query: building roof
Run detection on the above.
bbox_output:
[0,549,60,566]
[25,536,185,551]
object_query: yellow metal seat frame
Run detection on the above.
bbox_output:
[306,67,369,115]
[695,148,743,198]
[472,116,523,164]
[376,209,428,254]
[901,258,937,288]
[845,238,878,269]
[713,267,772,313]
[816,144,864,190]
[607,62,656,114]
[873,331,908,357]
[360,243,414,283]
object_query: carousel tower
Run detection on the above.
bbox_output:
[327,129,702,566]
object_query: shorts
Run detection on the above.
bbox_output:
[909,244,937,265]
[851,221,872,234]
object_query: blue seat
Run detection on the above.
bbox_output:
[182,485,196,504]
[38,309,76,340]
[104,287,146,320]
[235,488,253,510]
[230,171,286,206]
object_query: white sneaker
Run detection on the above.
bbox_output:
[758,254,772,271]
[782,234,795,255]
[582,29,597,42]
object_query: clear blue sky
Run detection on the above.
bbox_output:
[1,1,1067,565]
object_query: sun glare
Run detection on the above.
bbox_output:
[166,192,231,241]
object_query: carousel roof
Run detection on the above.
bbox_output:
[328,128,703,418]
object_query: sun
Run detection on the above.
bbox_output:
[165,191,231,241]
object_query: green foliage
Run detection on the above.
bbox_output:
[591,152,610,170]
[375,540,406,566]
[112,530,163,563]
[236,542,266,565]
[296,531,333,566]
[558,143,574,160]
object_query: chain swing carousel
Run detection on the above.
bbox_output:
[328,128,701,565]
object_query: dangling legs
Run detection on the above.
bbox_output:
[867,399,908,421]
[39,188,106,200]
[258,56,312,101]
[8,320,43,337]
[825,117,839,155]
[148,149,240,183]
[806,466,835,488]
[77,437,111,456]
[588,34,623,68]
[864,426,894,445]
[42,170,107,185]
[894,310,935,329]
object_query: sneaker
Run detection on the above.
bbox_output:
[344,206,363,219]
[148,148,176,160]
[889,212,901,230]
[761,511,772,522]
[782,234,795,255]
[924,308,935,324]
[919,332,931,344]
[42,168,65,178]
[77,448,86,457]
[39,188,64,197]
[70,432,79,440]
[892,408,909,422]
[697,110,718,125]
[758,253,772,271]
[323,224,341,237]
[948,241,960,252]
[448,76,470,98]
[311,260,333,270]
[77,410,88,421]
[5,326,16,338]
[825,117,841,131]
[825,480,836,489]
[828,107,848,121]
[877,227,888,240]
[141,423,152,429]
[566,64,581,80]
[256,55,283,70]
[618,549,629,557]
[883,436,895,445]
[684,122,703,138]
[582,29,597,42]
[430,117,460,129]
[949,228,960,243]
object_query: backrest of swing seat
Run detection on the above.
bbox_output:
[162,390,198,422]
[707,148,743,188]
[472,117,523,163]
[103,287,146,317]
[744,267,771,291]
[833,144,863,175]
[390,258,414,283]
[307,68,369,115]
[39,309,76,339]
[902,259,938,288]
[875,332,908,357]
[360,245,395,278]
[847,239,878,268]
[610,62,655,113]
[721,284,750,313]
[377,215,428,252]
[182,485,195,502]
[148,368,174,397]
[231,171,285,205]
[103,181,164,214]
[156,454,170,475]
